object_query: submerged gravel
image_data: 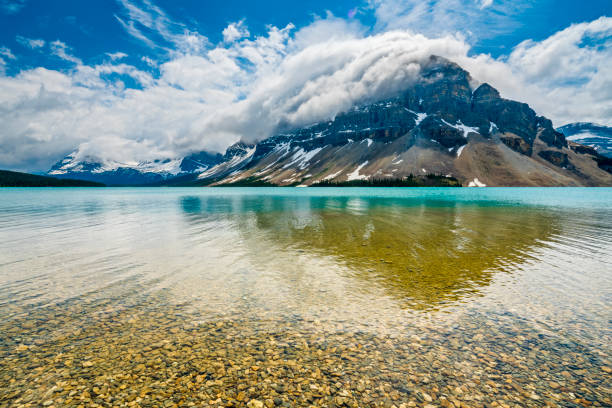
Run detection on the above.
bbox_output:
[1,298,610,408]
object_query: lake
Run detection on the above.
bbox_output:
[1,187,611,407]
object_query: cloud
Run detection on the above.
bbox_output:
[141,55,157,67]
[478,0,493,9]
[223,20,250,43]
[368,0,532,41]
[0,1,609,172]
[0,24,468,171]
[114,0,209,54]
[106,52,128,61]
[16,36,45,49]
[0,46,15,74]
[507,17,611,86]
[0,46,16,60]
[50,40,83,65]
[456,16,612,126]
[0,0,26,15]
[291,13,364,48]
[115,15,158,49]
[209,30,470,144]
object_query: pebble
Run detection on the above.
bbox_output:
[247,399,264,408]
[0,292,609,408]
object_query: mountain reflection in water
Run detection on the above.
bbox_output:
[179,194,560,311]
[0,188,608,345]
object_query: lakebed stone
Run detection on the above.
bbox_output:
[0,293,610,408]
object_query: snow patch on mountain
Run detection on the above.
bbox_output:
[283,147,324,170]
[468,178,486,187]
[362,138,373,147]
[323,170,343,180]
[347,161,369,181]
[406,109,428,125]
[456,145,466,157]
[442,119,479,138]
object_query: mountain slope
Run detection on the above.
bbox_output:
[557,123,612,158]
[194,56,612,187]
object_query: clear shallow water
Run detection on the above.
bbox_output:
[0,187,611,407]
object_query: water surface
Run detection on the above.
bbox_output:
[1,188,610,407]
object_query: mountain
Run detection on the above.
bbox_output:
[48,151,222,186]
[557,123,612,158]
[191,56,612,187]
[0,170,104,187]
[49,56,612,187]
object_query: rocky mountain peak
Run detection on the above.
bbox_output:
[224,141,256,159]
[472,83,500,103]
[180,151,223,173]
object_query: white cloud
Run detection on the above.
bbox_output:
[0,46,16,60]
[50,40,82,65]
[223,20,250,43]
[508,17,611,85]
[141,55,157,67]
[291,12,364,48]
[114,0,209,54]
[0,26,468,171]
[456,16,612,127]
[106,52,128,61]
[211,30,470,143]
[0,2,609,172]
[368,0,532,40]
[16,36,45,49]
[0,47,15,74]
[478,0,493,9]
[115,15,158,49]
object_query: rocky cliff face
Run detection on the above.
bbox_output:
[49,56,612,187]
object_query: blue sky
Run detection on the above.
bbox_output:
[0,0,610,171]
[1,0,371,77]
[1,0,609,74]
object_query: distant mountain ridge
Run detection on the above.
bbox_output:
[0,170,104,187]
[49,151,223,186]
[557,123,612,159]
[48,56,612,187]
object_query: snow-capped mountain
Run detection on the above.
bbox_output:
[49,56,612,187]
[189,57,611,187]
[557,123,612,158]
[48,150,223,186]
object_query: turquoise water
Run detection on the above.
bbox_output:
[1,187,611,406]
[1,187,611,332]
